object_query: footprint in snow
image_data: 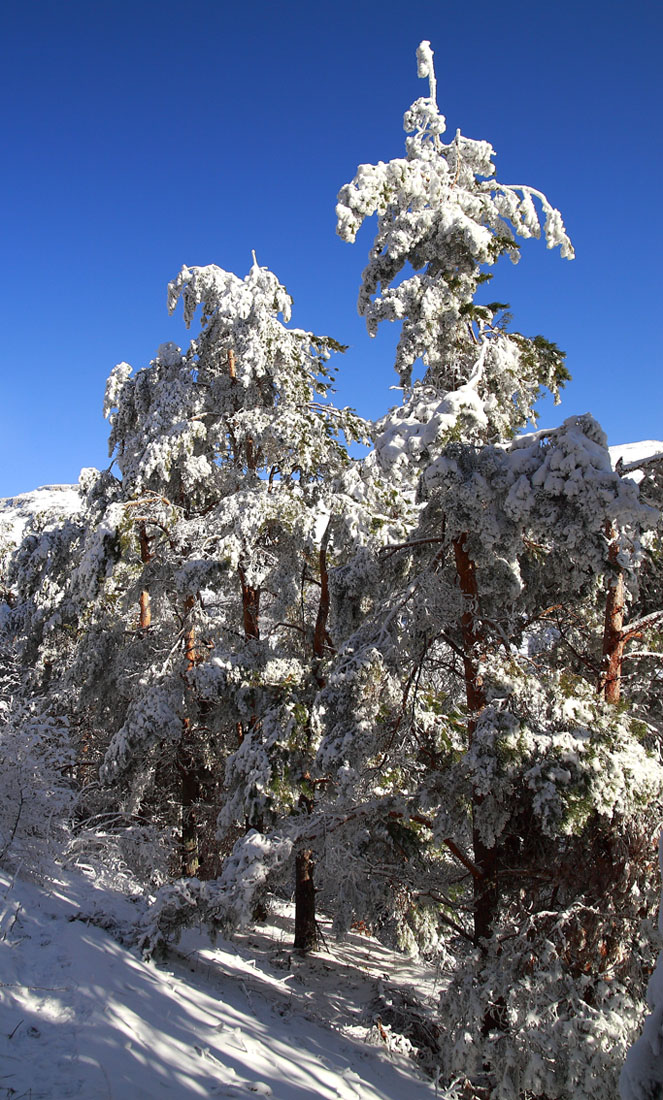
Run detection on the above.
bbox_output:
[211,1085,272,1098]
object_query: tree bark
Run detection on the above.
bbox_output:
[601,524,626,704]
[313,519,333,666]
[238,565,260,640]
[293,848,317,952]
[138,522,152,629]
[293,525,334,951]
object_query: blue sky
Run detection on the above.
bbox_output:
[1,0,661,498]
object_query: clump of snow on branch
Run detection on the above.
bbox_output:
[138,830,293,955]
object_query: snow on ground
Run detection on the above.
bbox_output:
[0,867,439,1099]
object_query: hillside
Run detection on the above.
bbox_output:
[0,864,439,1099]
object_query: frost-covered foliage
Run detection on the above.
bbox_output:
[610,447,663,734]
[310,41,663,1099]
[137,829,293,957]
[338,39,572,489]
[470,668,660,840]
[439,915,649,1099]
[0,482,88,682]
[432,670,661,1098]
[621,835,663,1100]
[315,638,661,1096]
[0,653,74,873]
[106,258,367,503]
[71,253,389,890]
[310,421,661,1095]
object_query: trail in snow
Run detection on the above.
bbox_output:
[0,868,439,1099]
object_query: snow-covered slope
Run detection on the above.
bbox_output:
[0,867,438,1100]
[610,441,663,473]
[0,484,83,550]
[610,441,663,467]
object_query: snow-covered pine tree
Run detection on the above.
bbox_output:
[1,35,660,1092]
[0,637,75,875]
[311,41,663,1098]
[0,486,87,877]
[86,255,379,943]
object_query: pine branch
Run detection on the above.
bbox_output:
[621,608,663,643]
[378,536,446,559]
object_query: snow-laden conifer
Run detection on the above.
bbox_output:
[74,256,387,944]
[313,41,663,1098]
[337,39,572,488]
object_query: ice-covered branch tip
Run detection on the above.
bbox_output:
[416,40,437,104]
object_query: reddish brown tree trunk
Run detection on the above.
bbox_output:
[236,563,262,826]
[453,535,485,718]
[138,522,152,629]
[238,565,260,640]
[313,520,332,664]
[291,525,333,952]
[183,594,197,668]
[601,525,626,704]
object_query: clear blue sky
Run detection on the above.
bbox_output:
[1,0,661,498]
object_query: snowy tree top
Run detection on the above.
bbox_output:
[337,41,572,403]
[104,258,366,502]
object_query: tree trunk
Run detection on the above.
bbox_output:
[179,736,200,878]
[293,525,333,952]
[138,522,152,629]
[453,534,498,949]
[183,595,197,668]
[454,534,507,1046]
[238,565,260,640]
[601,524,625,704]
[235,563,262,830]
[293,848,317,952]
[236,563,260,745]
[313,520,332,665]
